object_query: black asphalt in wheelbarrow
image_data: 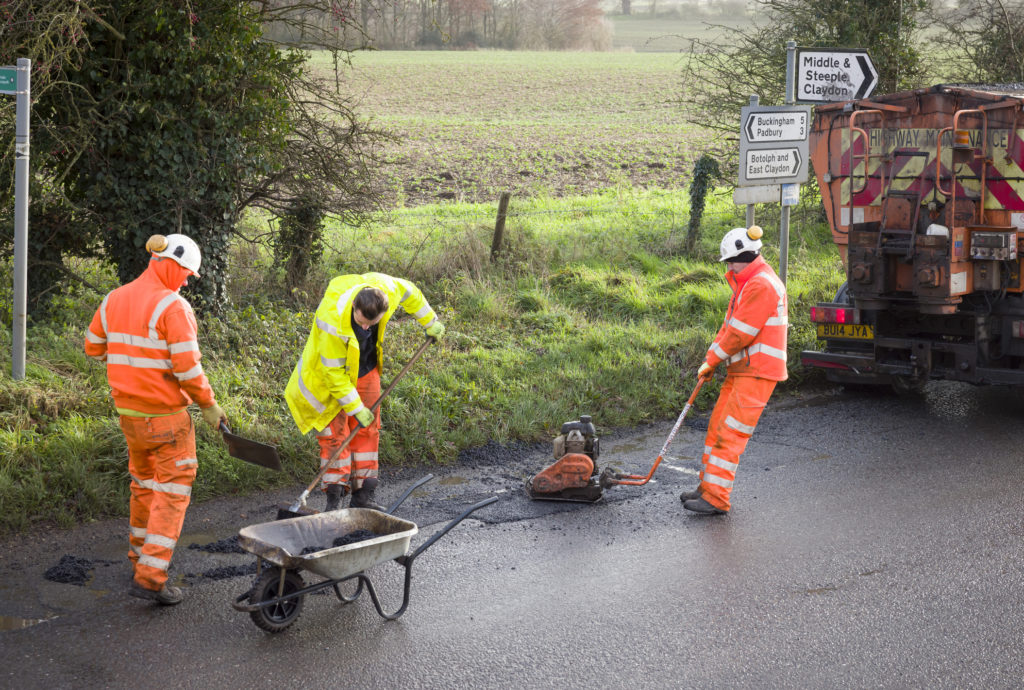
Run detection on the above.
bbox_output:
[231,474,498,632]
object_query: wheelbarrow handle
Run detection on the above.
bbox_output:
[407,496,499,562]
[384,474,435,515]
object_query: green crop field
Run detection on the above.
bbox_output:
[320,50,710,207]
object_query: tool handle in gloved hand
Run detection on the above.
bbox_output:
[291,338,435,509]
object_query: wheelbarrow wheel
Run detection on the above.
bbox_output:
[248,568,305,633]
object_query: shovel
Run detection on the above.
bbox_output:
[278,336,435,520]
[219,422,283,472]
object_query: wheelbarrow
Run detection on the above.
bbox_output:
[231,474,498,632]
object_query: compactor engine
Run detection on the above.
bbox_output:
[801,85,1024,391]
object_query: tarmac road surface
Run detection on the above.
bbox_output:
[1,381,1022,688]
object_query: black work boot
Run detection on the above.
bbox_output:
[350,477,384,511]
[683,497,727,515]
[128,581,184,606]
[324,484,345,512]
[679,487,701,503]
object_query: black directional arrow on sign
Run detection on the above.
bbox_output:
[854,54,878,99]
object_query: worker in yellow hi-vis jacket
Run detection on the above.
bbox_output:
[285,273,444,511]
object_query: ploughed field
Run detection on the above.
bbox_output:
[322,51,703,206]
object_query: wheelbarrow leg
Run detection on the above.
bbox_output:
[332,577,365,604]
[359,570,414,621]
[361,496,500,621]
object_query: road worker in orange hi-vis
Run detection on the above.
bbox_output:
[680,225,788,516]
[285,273,444,512]
[84,234,226,606]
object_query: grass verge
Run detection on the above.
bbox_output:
[0,185,842,532]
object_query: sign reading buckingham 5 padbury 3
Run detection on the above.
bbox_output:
[738,104,811,186]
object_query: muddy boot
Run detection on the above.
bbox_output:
[324,484,346,512]
[679,487,701,503]
[128,581,184,606]
[350,478,384,511]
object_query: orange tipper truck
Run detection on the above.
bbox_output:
[801,84,1024,392]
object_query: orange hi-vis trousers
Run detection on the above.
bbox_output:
[316,369,381,493]
[119,409,197,591]
[698,375,777,512]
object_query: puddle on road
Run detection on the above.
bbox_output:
[0,614,55,632]
[438,476,468,486]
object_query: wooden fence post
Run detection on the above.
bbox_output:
[490,192,511,262]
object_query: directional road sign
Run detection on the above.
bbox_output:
[744,109,808,143]
[738,104,811,186]
[0,67,16,95]
[794,48,877,103]
[743,147,802,179]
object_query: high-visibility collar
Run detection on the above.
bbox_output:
[145,258,190,292]
[725,254,768,293]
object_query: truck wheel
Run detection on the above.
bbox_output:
[248,568,305,633]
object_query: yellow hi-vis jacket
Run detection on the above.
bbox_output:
[285,273,438,434]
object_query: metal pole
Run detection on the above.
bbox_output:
[745,94,759,228]
[12,58,30,380]
[785,40,796,105]
[779,42,797,285]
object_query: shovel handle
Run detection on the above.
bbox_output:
[607,377,706,486]
[297,338,435,500]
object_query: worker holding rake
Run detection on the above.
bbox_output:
[285,273,444,512]
[85,234,227,605]
[681,225,788,515]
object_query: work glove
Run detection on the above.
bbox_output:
[425,321,445,341]
[201,402,227,428]
[697,362,715,380]
[354,408,375,428]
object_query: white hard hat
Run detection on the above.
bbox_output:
[719,225,764,262]
[146,234,202,276]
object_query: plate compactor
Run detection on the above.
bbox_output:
[526,415,608,503]
[526,380,706,503]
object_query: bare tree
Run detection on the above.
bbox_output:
[931,0,1024,83]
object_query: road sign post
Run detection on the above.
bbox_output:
[6,59,30,380]
[736,45,814,284]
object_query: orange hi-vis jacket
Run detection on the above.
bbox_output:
[84,260,215,414]
[705,255,789,381]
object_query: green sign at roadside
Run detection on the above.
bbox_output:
[0,67,16,94]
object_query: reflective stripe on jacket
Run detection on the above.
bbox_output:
[285,273,437,434]
[705,255,788,381]
[84,265,215,414]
